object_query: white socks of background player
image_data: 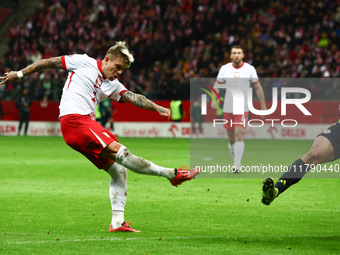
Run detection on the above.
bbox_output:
[115,145,176,179]
[233,141,245,170]
[228,143,234,159]
[108,162,127,228]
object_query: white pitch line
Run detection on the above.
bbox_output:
[5,234,339,245]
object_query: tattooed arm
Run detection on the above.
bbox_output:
[121,91,171,118]
[0,57,63,85]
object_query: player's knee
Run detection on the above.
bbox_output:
[120,146,131,158]
[227,133,235,143]
[107,141,122,153]
[228,137,236,144]
[235,133,244,141]
[305,148,323,164]
[115,145,131,164]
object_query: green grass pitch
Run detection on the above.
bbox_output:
[0,136,339,254]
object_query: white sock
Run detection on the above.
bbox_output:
[111,210,124,229]
[228,143,234,159]
[115,146,175,179]
[233,141,245,170]
[108,163,127,228]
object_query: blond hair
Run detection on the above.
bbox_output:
[106,41,134,68]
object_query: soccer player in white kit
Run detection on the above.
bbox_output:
[0,42,200,232]
[211,45,267,173]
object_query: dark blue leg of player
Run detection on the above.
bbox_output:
[274,158,309,196]
[262,135,335,205]
[276,135,335,195]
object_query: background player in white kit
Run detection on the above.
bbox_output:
[211,45,267,173]
[0,42,199,232]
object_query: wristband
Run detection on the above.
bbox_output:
[17,70,24,79]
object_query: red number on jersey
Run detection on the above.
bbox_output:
[92,92,97,103]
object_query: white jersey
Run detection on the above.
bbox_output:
[59,54,127,118]
[216,61,259,113]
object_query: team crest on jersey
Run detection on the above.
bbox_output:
[234,72,240,78]
[323,129,331,134]
[103,131,110,138]
[94,75,103,88]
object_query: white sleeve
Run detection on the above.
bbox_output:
[216,66,225,83]
[61,54,88,71]
[250,66,259,84]
[107,80,128,101]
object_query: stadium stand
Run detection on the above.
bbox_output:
[1,0,340,101]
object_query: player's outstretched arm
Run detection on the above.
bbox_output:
[120,91,170,118]
[0,57,62,85]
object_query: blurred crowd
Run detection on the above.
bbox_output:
[1,0,340,101]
